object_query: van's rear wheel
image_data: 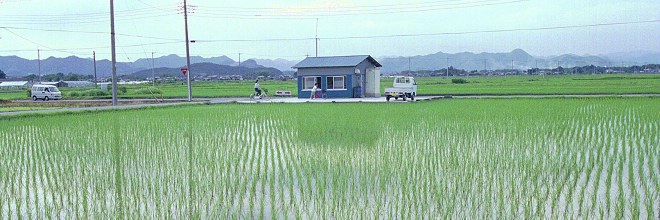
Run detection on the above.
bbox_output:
[32,96,37,101]
[44,96,49,101]
[386,95,391,102]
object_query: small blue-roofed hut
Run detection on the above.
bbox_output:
[292,55,382,98]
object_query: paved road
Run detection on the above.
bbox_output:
[2,94,657,117]
[229,96,440,104]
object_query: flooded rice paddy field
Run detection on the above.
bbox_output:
[0,97,658,219]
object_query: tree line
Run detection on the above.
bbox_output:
[400,64,659,76]
[23,72,94,82]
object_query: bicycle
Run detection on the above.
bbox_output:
[250,88,269,100]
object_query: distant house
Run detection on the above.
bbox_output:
[0,81,32,89]
[63,81,95,87]
[41,81,67,87]
[292,55,382,98]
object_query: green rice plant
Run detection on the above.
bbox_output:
[0,97,658,218]
[605,156,615,213]
[112,121,124,219]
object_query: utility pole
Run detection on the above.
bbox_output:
[446,57,449,78]
[37,49,41,83]
[511,60,514,72]
[110,0,118,106]
[93,51,98,88]
[483,59,487,73]
[151,52,155,87]
[315,18,319,57]
[184,0,192,101]
[238,52,241,76]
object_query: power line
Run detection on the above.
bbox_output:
[0,40,182,53]
[0,6,177,18]
[195,37,314,43]
[199,0,507,11]
[0,7,179,25]
[0,13,178,25]
[0,26,183,41]
[135,0,175,12]
[1,28,87,56]
[192,19,660,42]
[1,19,657,58]
[0,0,520,24]
[2,19,656,48]
[6,19,651,50]
[193,0,527,18]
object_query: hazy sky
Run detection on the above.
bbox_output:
[0,0,658,61]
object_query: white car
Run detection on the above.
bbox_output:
[384,76,417,101]
[31,85,62,101]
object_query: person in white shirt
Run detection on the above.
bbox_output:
[254,80,261,96]
[310,83,318,99]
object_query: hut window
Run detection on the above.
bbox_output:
[327,76,345,90]
[303,76,321,90]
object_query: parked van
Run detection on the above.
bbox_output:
[31,85,62,101]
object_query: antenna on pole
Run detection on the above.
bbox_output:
[315,18,319,57]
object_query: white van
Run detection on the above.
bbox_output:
[31,85,62,101]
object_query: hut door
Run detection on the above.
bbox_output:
[365,68,375,97]
[353,74,362,98]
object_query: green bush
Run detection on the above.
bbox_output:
[119,86,127,94]
[82,89,108,97]
[68,91,80,97]
[452,78,468,84]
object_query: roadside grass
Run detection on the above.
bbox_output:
[0,106,60,112]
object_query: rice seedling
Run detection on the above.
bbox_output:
[0,97,657,218]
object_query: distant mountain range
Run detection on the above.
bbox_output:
[376,49,658,73]
[1,49,658,77]
[131,61,282,78]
